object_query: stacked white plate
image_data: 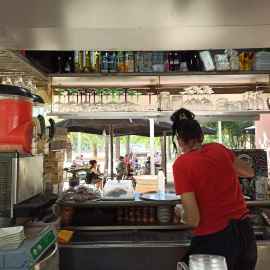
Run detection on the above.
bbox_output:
[0,226,25,250]
[157,206,172,223]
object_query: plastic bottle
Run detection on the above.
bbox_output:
[74,51,79,73]
[109,52,117,73]
[125,51,135,73]
[256,169,267,200]
[157,169,165,198]
[101,52,108,73]
[116,51,125,72]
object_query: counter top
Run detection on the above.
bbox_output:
[57,192,181,207]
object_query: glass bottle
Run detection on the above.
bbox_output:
[129,206,136,223]
[78,51,84,73]
[173,206,180,223]
[125,51,135,73]
[101,52,109,73]
[123,206,129,221]
[180,51,188,72]
[135,206,142,223]
[142,206,149,223]
[188,51,201,71]
[92,51,100,73]
[108,52,117,73]
[56,52,64,73]
[168,51,174,72]
[83,51,90,73]
[173,52,180,72]
[149,206,156,223]
[117,206,123,222]
[74,51,79,73]
[116,51,125,72]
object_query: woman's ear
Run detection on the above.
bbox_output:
[201,133,204,143]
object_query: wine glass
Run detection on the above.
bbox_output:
[256,91,265,110]
[95,88,106,111]
[134,92,144,111]
[59,90,68,112]
[107,88,118,111]
[53,88,65,112]
[128,89,138,111]
[67,88,78,112]
[246,91,255,110]
[145,91,156,111]
[1,75,13,85]
[14,75,26,88]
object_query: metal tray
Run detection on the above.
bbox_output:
[139,191,181,202]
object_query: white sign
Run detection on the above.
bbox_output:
[131,144,145,151]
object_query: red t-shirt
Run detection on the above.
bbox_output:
[173,142,249,236]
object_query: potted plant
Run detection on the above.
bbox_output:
[64,167,91,187]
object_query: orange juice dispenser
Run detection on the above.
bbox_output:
[0,84,36,154]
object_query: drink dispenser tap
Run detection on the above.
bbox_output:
[48,118,56,143]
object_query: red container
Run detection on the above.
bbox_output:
[0,95,34,154]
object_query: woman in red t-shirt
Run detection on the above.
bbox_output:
[171,108,257,270]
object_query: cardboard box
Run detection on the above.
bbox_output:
[44,161,64,172]
[51,172,63,182]
[44,151,65,162]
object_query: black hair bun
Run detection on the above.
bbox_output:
[170,108,195,122]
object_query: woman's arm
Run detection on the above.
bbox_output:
[177,192,200,227]
[233,157,255,178]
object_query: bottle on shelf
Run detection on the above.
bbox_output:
[142,206,149,223]
[173,206,180,223]
[135,206,142,223]
[255,169,267,200]
[92,51,100,73]
[173,51,180,72]
[165,52,169,72]
[83,51,91,73]
[56,52,64,73]
[123,206,129,222]
[180,51,188,72]
[168,51,174,72]
[157,169,165,198]
[125,51,135,73]
[116,206,123,223]
[143,52,152,72]
[135,51,144,72]
[188,51,201,71]
[116,51,125,72]
[152,51,165,72]
[108,52,117,73]
[101,52,109,73]
[149,206,156,223]
[78,51,84,73]
[129,206,136,223]
[64,52,74,73]
[74,51,79,73]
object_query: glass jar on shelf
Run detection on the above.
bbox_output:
[160,91,170,111]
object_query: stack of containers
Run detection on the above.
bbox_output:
[215,54,230,71]
[44,151,65,182]
[224,49,240,70]
[252,51,270,70]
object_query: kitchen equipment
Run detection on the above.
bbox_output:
[103,180,135,200]
[0,224,59,269]
[139,191,181,201]
[0,152,43,218]
[0,85,35,154]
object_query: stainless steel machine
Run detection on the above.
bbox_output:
[0,152,43,218]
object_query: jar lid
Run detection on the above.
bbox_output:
[32,94,45,104]
[0,84,33,98]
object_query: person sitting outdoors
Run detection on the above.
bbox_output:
[131,154,139,169]
[86,160,103,190]
[154,152,161,167]
[126,164,135,180]
[116,156,126,180]
[71,156,79,168]
[143,161,151,175]
[145,156,150,167]
[124,154,130,165]
[77,154,86,167]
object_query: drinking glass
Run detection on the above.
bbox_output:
[216,98,228,111]
[107,88,118,111]
[170,95,183,111]
[189,254,227,270]
[14,75,26,88]
[145,92,156,111]
[59,91,68,112]
[67,88,78,112]
[242,93,249,110]
[246,91,255,110]
[1,75,13,85]
[256,91,265,110]
[95,88,106,111]
[134,92,144,111]
[116,89,123,111]
[160,91,170,111]
[53,88,65,112]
